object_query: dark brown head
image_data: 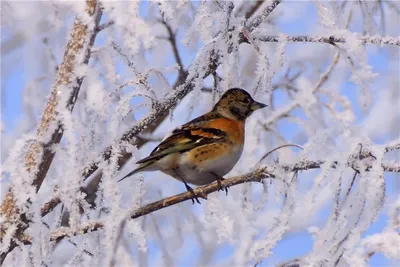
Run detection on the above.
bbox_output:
[212,88,267,121]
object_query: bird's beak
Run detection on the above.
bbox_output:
[250,101,267,111]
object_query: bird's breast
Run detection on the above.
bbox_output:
[174,141,243,185]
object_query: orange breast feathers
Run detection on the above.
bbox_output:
[202,117,245,144]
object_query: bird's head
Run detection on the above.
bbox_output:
[212,88,267,121]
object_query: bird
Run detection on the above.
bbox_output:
[118,88,267,203]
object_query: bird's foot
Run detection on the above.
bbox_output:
[215,176,228,196]
[184,183,204,204]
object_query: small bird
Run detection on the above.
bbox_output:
[119,88,267,203]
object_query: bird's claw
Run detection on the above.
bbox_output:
[216,178,228,196]
[191,196,201,205]
[185,184,204,205]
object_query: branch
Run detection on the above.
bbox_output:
[31,0,102,192]
[47,156,400,242]
[0,0,102,264]
[159,18,186,79]
[385,139,400,153]
[96,20,114,32]
[245,1,265,19]
[246,0,281,31]
[257,35,400,46]
[263,52,340,127]
[40,197,61,217]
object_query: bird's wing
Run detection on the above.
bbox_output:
[136,114,226,164]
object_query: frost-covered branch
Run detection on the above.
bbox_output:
[264,52,340,127]
[277,194,400,267]
[246,0,281,31]
[96,20,115,32]
[0,0,102,264]
[159,18,186,80]
[245,1,266,19]
[39,152,400,243]
[385,139,400,153]
[257,35,400,46]
[31,0,101,192]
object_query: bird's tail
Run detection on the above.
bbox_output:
[117,161,153,183]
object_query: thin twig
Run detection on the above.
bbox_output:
[109,220,127,267]
[256,144,304,167]
[245,0,265,19]
[96,20,114,32]
[159,18,186,79]
[246,0,281,31]
[257,35,400,46]
[263,52,340,127]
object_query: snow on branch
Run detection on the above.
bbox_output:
[246,0,282,32]
[35,144,400,244]
[257,34,400,47]
[0,0,102,264]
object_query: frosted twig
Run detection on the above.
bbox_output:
[0,1,102,264]
[68,240,94,257]
[111,42,156,97]
[257,35,400,46]
[42,37,59,72]
[235,0,266,19]
[159,18,186,79]
[384,139,400,153]
[263,52,340,127]
[96,20,114,32]
[150,215,173,265]
[109,220,127,267]
[246,0,281,32]
[245,0,265,19]
[256,144,304,167]
[41,197,62,217]
[343,171,358,205]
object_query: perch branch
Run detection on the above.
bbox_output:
[46,156,400,242]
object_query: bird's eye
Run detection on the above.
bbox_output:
[242,98,250,104]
